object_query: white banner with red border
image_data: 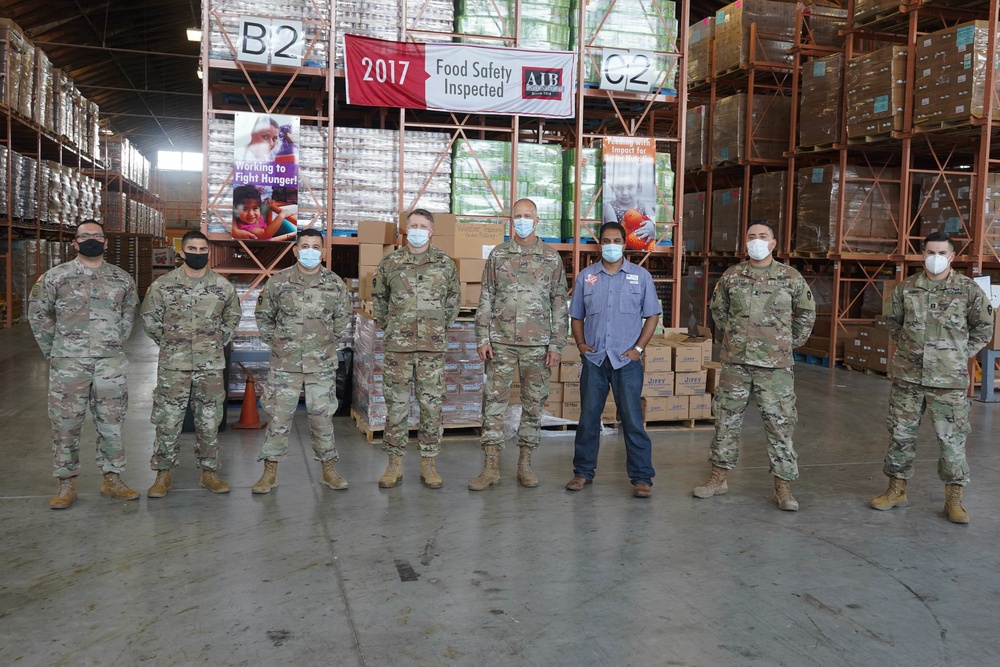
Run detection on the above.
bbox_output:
[344,34,576,118]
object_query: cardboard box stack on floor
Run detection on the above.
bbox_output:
[844,318,894,373]
[357,220,397,301]
[640,327,715,423]
[425,213,505,307]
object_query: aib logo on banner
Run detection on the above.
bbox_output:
[522,68,564,100]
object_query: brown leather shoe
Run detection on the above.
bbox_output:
[633,482,652,498]
[565,476,592,491]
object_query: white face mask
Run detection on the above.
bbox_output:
[512,217,535,239]
[747,238,772,261]
[407,228,430,247]
[924,254,950,275]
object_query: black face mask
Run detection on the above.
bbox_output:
[77,239,105,257]
[183,253,209,270]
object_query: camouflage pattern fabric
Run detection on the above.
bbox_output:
[481,343,550,450]
[141,267,241,371]
[259,369,340,462]
[711,260,816,368]
[150,368,226,471]
[883,379,971,485]
[372,246,460,353]
[48,356,129,478]
[382,351,445,457]
[475,238,569,352]
[886,270,994,389]
[255,265,353,373]
[710,362,799,480]
[28,257,138,359]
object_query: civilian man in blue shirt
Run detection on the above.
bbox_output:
[565,222,662,498]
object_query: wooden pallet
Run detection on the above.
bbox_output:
[913,117,988,134]
[645,417,716,430]
[797,142,837,154]
[351,407,482,444]
[790,250,830,259]
[846,131,900,145]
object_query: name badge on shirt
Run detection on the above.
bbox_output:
[626,274,639,285]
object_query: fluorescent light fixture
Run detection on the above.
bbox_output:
[196,67,203,80]
[186,28,203,42]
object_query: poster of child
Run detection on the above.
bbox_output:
[601,142,658,247]
[232,185,298,241]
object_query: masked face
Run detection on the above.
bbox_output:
[601,243,624,263]
[74,228,106,258]
[297,247,322,269]
[183,253,209,270]
[407,228,430,247]
[512,216,535,239]
[924,254,949,275]
[923,240,954,276]
[746,239,772,261]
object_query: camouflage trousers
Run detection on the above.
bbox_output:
[259,369,339,463]
[150,368,225,471]
[382,350,444,457]
[48,355,128,478]
[884,379,971,485]
[481,344,550,450]
[710,362,799,480]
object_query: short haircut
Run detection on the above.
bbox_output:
[75,220,106,235]
[181,230,208,247]
[296,228,324,244]
[747,220,778,239]
[407,208,435,226]
[512,198,537,216]
[233,185,262,207]
[923,231,955,251]
[599,221,626,241]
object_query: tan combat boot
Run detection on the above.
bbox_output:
[49,477,77,510]
[944,484,969,524]
[147,470,172,498]
[200,469,231,494]
[251,460,278,494]
[321,459,348,490]
[870,477,907,510]
[468,445,501,491]
[774,477,799,511]
[420,457,443,489]
[692,465,728,499]
[100,472,140,501]
[378,454,403,488]
[517,445,538,488]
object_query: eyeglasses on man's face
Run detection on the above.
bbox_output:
[75,234,105,241]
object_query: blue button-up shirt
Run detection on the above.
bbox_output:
[570,260,662,370]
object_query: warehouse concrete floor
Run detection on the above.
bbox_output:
[1,324,998,667]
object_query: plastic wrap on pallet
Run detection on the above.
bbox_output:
[712,92,790,166]
[806,1,847,48]
[516,142,563,239]
[914,174,972,244]
[561,147,602,241]
[795,165,900,254]
[682,192,706,253]
[853,0,899,22]
[208,0,330,68]
[711,187,742,253]
[914,21,1000,128]
[713,0,796,74]
[687,17,714,84]
[451,139,510,219]
[749,171,786,230]
[576,0,678,90]
[799,53,843,148]
[845,46,907,140]
[685,105,706,172]
[655,151,674,243]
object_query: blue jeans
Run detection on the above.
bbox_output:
[572,356,655,485]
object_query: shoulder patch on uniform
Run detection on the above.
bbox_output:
[257,294,264,304]
[989,304,994,315]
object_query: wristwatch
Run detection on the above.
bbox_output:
[633,346,644,354]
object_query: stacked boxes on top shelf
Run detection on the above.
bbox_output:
[799,53,844,149]
[712,93,791,166]
[713,0,797,73]
[845,46,907,141]
[688,18,714,84]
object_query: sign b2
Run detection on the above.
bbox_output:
[237,17,304,66]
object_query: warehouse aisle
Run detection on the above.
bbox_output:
[1,324,999,666]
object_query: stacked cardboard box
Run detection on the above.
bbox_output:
[844,321,894,373]
[914,174,972,243]
[641,327,714,422]
[685,106,707,173]
[713,0,797,74]
[424,213,505,306]
[799,53,844,148]
[357,220,397,301]
[749,171,786,229]
[795,165,901,254]
[807,3,848,49]
[712,93,791,166]
[853,0,901,23]
[682,192,707,253]
[914,21,1000,128]
[846,46,907,140]
[688,17,714,83]
[711,188,742,253]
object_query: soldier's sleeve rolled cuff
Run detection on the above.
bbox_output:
[547,344,563,354]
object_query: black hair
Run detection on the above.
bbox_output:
[599,221,627,241]
[181,230,208,247]
[296,229,324,243]
[923,231,955,251]
[233,185,262,207]
[75,220,106,235]
[747,219,778,239]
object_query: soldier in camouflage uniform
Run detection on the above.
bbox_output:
[251,229,354,494]
[141,230,241,497]
[371,208,460,489]
[870,232,994,524]
[28,220,141,509]
[470,198,568,490]
[692,221,816,511]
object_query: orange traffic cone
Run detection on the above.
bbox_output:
[232,372,268,430]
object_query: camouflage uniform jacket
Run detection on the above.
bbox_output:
[887,270,994,389]
[372,246,460,353]
[141,267,241,371]
[255,265,352,373]
[711,260,816,368]
[28,258,138,360]
[475,238,569,352]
